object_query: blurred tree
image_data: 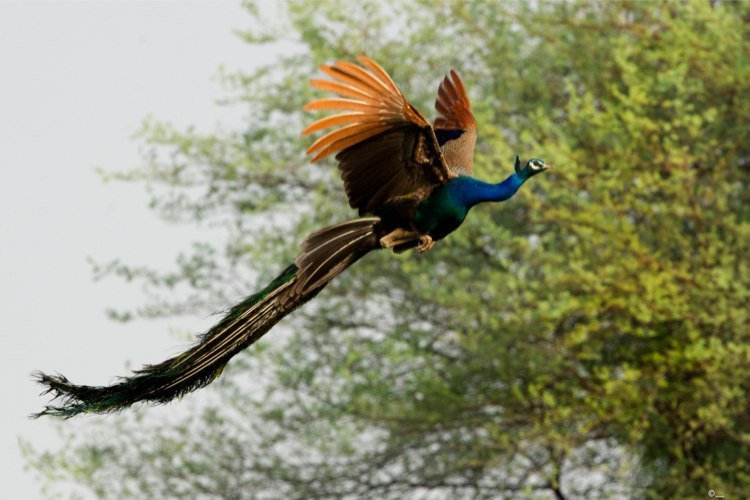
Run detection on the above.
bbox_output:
[24,0,750,498]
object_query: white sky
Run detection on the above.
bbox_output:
[0,2,278,498]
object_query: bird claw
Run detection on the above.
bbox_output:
[417,234,434,253]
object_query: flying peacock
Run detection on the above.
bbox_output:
[33,55,550,417]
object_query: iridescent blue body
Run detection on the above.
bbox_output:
[413,173,526,241]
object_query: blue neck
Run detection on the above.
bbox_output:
[450,173,526,209]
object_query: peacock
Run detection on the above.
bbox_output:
[33,55,550,417]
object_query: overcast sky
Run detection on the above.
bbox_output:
[0,2,278,498]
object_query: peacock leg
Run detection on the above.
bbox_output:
[379,228,419,249]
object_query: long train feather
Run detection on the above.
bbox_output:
[33,218,379,418]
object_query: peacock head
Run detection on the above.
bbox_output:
[514,155,551,179]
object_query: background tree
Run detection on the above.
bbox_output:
[24,1,750,498]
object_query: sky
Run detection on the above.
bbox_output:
[0,2,278,498]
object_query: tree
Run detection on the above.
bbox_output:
[24,1,750,498]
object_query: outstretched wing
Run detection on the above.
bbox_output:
[434,69,477,176]
[303,55,453,215]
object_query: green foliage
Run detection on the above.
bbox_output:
[25,1,750,498]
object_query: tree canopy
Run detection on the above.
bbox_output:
[25,1,750,498]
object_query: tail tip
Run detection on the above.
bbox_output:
[31,370,87,419]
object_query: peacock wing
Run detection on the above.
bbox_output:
[303,55,453,215]
[434,69,477,176]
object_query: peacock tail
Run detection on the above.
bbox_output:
[33,218,380,417]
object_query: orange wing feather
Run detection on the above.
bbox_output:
[302,55,430,162]
[434,69,476,130]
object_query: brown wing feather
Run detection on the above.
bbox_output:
[303,55,453,214]
[335,126,439,213]
[434,69,476,130]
